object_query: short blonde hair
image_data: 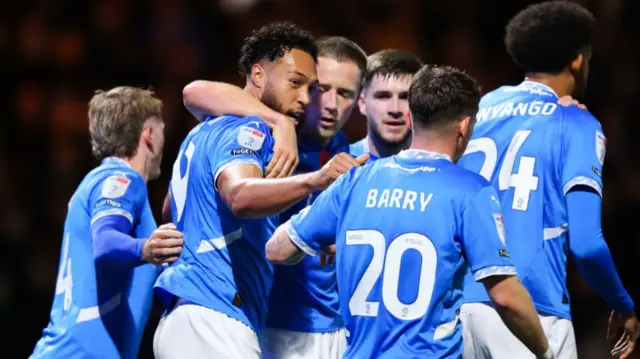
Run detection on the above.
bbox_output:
[88,86,163,160]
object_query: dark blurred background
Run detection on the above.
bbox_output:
[0,0,638,357]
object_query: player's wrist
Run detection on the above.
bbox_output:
[265,112,291,130]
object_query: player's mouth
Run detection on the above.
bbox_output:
[382,119,406,130]
[288,111,304,124]
[319,116,337,129]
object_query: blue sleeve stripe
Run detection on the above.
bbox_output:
[563,176,602,197]
[213,159,263,191]
[90,208,133,226]
[473,265,517,281]
[285,220,317,256]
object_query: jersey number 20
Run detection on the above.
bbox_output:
[171,141,196,223]
[463,130,539,211]
[347,230,437,321]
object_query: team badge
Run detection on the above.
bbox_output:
[102,175,131,198]
[595,131,606,166]
[237,126,265,151]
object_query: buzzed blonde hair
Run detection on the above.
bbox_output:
[88,86,163,160]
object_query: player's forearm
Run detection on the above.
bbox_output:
[567,190,635,315]
[92,216,145,268]
[265,224,307,264]
[484,276,550,358]
[226,173,316,218]
[182,80,287,128]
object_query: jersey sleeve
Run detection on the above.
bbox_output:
[561,108,605,196]
[460,184,517,281]
[211,117,274,188]
[89,170,147,227]
[284,175,346,256]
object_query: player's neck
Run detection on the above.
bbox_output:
[243,84,262,100]
[123,155,150,183]
[409,132,455,160]
[367,133,410,159]
[524,74,572,97]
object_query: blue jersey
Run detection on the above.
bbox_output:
[31,157,159,359]
[459,81,605,319]
[267,131,349,333]
[155,115,277,334]
[286,150,515,358]
[348,137,369,157]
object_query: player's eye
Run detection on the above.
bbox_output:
[290,79,302,87]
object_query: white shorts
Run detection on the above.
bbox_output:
[153,300,261,359]
[261,327,347,359]
[460,302,576,359]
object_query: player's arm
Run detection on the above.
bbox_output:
[162,191,172,223]
[461,185,552,359]
[265,177,344,264]
[561,110,638,356]
[217,150,367,218]
[90,173,184,267]
[182,80,299,177]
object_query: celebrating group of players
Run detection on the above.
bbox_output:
[29,1,640,358]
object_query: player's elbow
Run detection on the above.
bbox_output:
[571,238,609,263]
[484,275,523,311]
[182,80,205,104]
[225,182,254,218]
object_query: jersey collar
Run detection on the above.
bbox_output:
[397,149,452,162]
[519,80,559,98]
[102,156,132,168]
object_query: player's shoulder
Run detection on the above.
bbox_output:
[557,106,602,130]
[444,162,492,193]
[348,138,368,157]
[83,162,145,199]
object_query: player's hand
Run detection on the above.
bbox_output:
[607,310,640,358]
[310,153,370,191]
[320,245,336,267]
[142,223,184,265]
[267,118,299,179]
[557,95,587,110]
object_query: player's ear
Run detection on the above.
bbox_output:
[569,54,583,74]
[250,64,266,89]
[458,115,473,138]
[357,92,366,115]
[405,112,413,130]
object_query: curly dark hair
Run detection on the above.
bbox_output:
[505,1,595,74]
[363,49,423,88]
[408,65,480,130]
[238,21,318,77]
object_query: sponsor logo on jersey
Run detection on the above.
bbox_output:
[231,148,255,156]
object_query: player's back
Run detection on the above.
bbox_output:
[155,115,277,334]
[267,131,349,332]
[31,159,159,359]
[335,150,492,358]
[459,81,597,319]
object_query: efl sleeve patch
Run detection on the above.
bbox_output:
[595,131,606,166]
[101,175,131,199]
[237,125,266,151]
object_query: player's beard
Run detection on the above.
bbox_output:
[261,83,304,126]
[370,120,411,149]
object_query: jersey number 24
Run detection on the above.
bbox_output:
[464,130,539,211]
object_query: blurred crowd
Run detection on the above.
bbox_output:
[0,0,638,357]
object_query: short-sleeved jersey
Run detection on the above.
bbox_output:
[458,81,605,319]
[267,131,349,333]
[31,157,160,359]
[286,150,515,358]
[155,115,277,335]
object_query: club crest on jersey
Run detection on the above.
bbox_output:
[102,175,130,198]
[492,213,506,246]
[237,125,265,151]
[595,131,606,166]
